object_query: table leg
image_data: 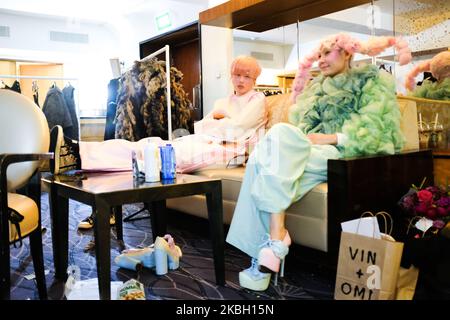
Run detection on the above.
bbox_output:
[114,205,123,241]
[148,200,167,242]
[205,181,225,285]
[93,198,111,300]
[49,183,69,280]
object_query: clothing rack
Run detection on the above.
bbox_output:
[0,75,80,105]
[122,45,172,223]
[0,75,78,81]
[0,74,81,136]
[136,44,173,141]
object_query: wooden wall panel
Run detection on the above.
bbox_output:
[433,155,450,187]
[172,40,200,103]
[0,60,17,86]
[199,0,371,32]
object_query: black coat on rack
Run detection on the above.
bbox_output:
[62,84,79,140]
[104,78,120,141]
[42,86,73,134]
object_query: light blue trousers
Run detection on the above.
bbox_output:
[226,123,341,258]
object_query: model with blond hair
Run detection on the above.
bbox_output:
[227,33,411,292]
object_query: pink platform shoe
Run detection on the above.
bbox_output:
[258,231,291,285]
[154,234,182,275]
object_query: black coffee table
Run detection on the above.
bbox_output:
[42,172,224,300]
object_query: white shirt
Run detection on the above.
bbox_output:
[194,90,266,142]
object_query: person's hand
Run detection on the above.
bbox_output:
[307,133,338,145]
[213,111,226,120]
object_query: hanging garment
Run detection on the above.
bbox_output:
[104,78,120,140]
[32,81,39,107]
[42,86,73,132]
[33,91,39,107]
[114,58,193,141]
[10,80,21,93]
[62,84,80,140]
[2,80,21,93]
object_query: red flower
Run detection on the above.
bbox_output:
[415,202,429,215]
[425,208,437,219]
[437,207,447,217]
[417,190,433,204]
[399,180,450,232]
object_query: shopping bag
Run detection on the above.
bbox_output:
[334,212,404,300]
[395,265,419,300]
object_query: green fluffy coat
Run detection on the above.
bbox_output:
[288,64,405,157]
[411,78,450,101]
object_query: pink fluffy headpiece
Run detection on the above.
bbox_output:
[290,33,412,102]
[404,51,450,91]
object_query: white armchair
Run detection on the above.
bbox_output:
[0,90,52,300]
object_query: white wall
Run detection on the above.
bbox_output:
[208,0,228,7]
[201,25,233,116]
[116,1,206,67]
[0,2,207,116]
[0,11,121,116]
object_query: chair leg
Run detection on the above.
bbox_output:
[0,242,11,300]
[29,230,47,300]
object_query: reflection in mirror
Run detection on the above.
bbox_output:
[233,24,294,95]
[231,0,448,96]
[233,0,402,95]
[394,0,449,152]
[395,0,449,98]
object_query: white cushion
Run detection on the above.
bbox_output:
[0,90,50,190]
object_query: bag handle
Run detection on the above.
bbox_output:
[375,211,393,236]
[357,211,394,237]
[357,211,378,238]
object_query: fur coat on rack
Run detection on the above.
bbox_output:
[114,58,193,141]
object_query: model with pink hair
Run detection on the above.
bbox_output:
[49,55,267,230]
[405,51,450,100]
[291,33,412,103]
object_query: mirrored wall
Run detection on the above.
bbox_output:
[232,0,449,94]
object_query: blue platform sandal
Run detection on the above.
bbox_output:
[239,258,271,291]
[114,246,156,271]
[154,234,182,275]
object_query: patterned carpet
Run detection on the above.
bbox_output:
[9,193,336,300]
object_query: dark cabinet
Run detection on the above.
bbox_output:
[139,21,202,121]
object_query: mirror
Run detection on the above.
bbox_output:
[232,0,448,93]
[230,0,449,150]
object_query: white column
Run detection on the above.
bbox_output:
[201,24,233,117]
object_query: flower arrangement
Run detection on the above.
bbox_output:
[399,178,450,235]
